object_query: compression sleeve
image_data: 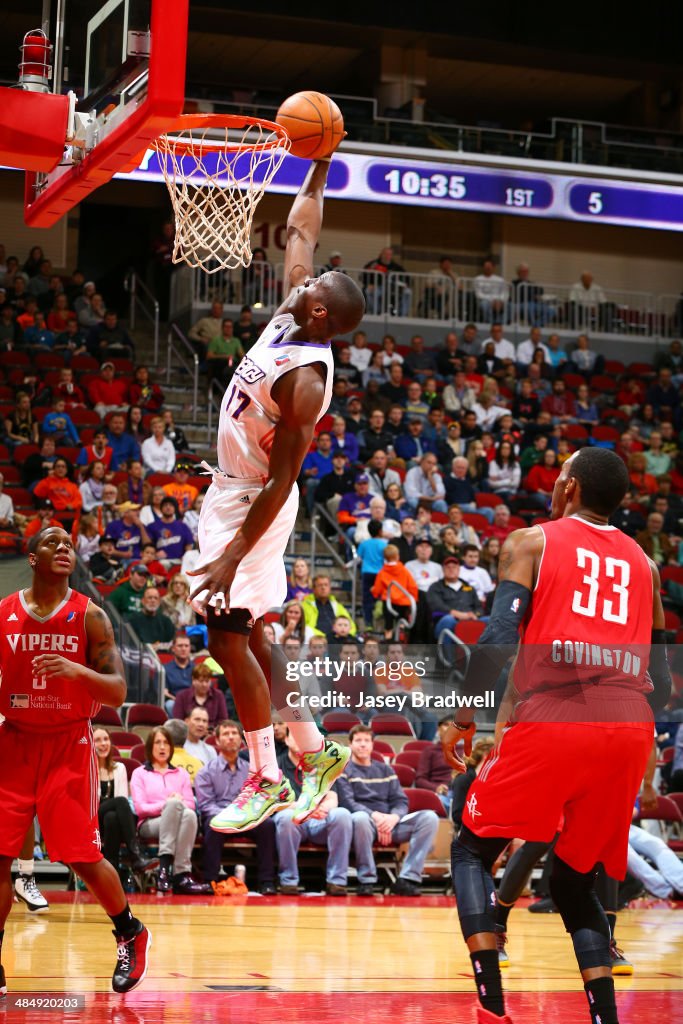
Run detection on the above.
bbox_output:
[647,629,672,714]
[459,580,531,698]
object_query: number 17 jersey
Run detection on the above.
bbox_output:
[217,313,334,479]
[514,514,654,718]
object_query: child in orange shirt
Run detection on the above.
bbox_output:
[371,544,418,640]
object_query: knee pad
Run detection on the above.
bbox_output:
[452,830,507,941]
[549,856,610,970]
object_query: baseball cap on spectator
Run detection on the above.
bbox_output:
[416,538,433,547]
[116,501,141,513]
[101,361,115,371]
[442,555,460,566]
[330,251,342,258]
[175,461,192,472]
[356,474,370,484]
[36,498,54,510]
[347,396,362,407]
[129,563,150,576]
[332,451,347,460]
[99,534,116,545]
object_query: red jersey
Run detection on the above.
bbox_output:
[514,515,653,720]
[0,588,100,731]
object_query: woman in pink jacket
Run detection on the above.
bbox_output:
[130,727,211,895]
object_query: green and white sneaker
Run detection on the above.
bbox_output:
[210,771,295,834]
[292,739,351,825]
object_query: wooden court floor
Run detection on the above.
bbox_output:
[2,893,682,1024]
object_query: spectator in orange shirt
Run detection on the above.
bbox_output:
[16,297,39,334]
[162,462,199,513]
[371,544,419,640]
[22,499,62,549]
[33,456,83,528]
[628,452,659,504]
[87,361,130,419]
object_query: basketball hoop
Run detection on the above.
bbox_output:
[153,113,291,274]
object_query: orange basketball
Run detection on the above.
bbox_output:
[275,92,344,161]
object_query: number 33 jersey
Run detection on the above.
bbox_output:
[514,515,654,717]
[0,588,98,731]
[217,313,334,479]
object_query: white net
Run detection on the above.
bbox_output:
[154,117,291,274]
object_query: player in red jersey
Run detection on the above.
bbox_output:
[442,448,671,1024]
[0,527,151,997]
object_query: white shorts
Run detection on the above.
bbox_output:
[191,472,299,621]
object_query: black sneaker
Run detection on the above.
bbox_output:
[0,963,6,997]
[259,883,278,896]
[356,883,376,896]
[112,924,152,994]
[391,878,422,897]
[528,896,556,913]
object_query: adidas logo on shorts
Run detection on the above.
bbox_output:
[239,495,250,503]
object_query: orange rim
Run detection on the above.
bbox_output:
[155,113,289,155]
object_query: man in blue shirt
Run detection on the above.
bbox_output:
[301,431,334,516]
[337,724,439,895]
[107,411,141,471]
[164,633,195,715]
[357,520,388,623]
[41,398,80,446]
[195,720,277,892]
[146,496,194,565]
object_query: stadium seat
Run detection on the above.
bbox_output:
[589,374,618,393]
[663,609,681,633]
[118,757,142,781]
[455,620,486,645]
[126,703,167,739]
[393,762,415,788]
[0,351,30,367]
[321,711,361,733]
[34,352,65,370]
[147,472,174,486]
[0,465,19,484]
[462,512,489,532]
[603,360,625,375]
[372,739,396,761]
[637,795,682,825]
[508,515,527,529]
[56,447,80,463]
[405,787,447,818]
[130,743,147,763]
[71,354,99,372]
[562,373,585,390]
[590,425,620,446]
[371,713,415,736]
[108,730,140,751]
[475,493,502,510]
[92,706,124,728]
[394,750,421,771]
[110,358,134,374]
[370,750,386,763]
[6,487,35,510]
[660,566,683,586]
[0,386,13,402]
[0,443,10,463]
[401,739,432,753]
[625,362,655,377]
[432,511,449,524]
[563,424,589,441]
[70,409,102,427]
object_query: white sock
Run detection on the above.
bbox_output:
[275,703,324,755]
[18,859,34,876]
[245,726,279,782]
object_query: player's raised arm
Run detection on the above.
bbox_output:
[281,160,334,292]
[32,602,127,707]
[188,364,326,611]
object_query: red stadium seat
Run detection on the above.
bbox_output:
[5,487,33,509]
[118,758,142,781]
[393,762,415,788]
[508,515,527,530]
[70,409,102,427]
[462,512,490,532]
[372,739,396,761]
[636,795,682,826]
[0,443,10,463]
[603,360,625,375]
[660,566,683,586]
[0,465,19,483]
[126,703,167,738]
[71,354,99,373]
[475,493,502,510]
[130,743,147,763]
[406,787,447,818]
[371,713,415,737]
[0,386,13,402]
[56,447,80,464]
[432,511,449,524]
[663,609,681,632]
[34,352,65,370]
[0,351,30,367]
[401,739,432,753]
[563,424,588,441]
[108,730,140,750]
[455,620,486,645]
[625,363,655,376]
[589,374,618,393]
[562,373,585,390]
[321,711,361,733]
[110,358,134,374]
[394,750,421,771]
[591,425,620,444]
[147,472,174,486]
[92,706,124,728]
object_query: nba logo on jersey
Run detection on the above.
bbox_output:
[274,355,290,366]
[10,694,29,708]
[66,611,77,623]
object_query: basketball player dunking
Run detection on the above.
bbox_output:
[188,152,365,833]
[0,528,151,998]
[442,448,671,1024]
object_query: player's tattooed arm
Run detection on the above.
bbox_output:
[496,526,544,589]
[31,603,127,706]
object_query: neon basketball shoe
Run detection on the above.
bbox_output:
[292,739,351,824]
[495,925,510,968]
[210,770,295,833]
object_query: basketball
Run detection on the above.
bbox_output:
[275,91,344,160]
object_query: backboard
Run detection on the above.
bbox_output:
[22,0,188,227]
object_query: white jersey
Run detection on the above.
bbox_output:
[216,313,334,479]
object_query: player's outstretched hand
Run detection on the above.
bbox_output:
[187,549,239,614]
[441,721,476,774]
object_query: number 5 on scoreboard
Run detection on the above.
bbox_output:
[571,547,630,624]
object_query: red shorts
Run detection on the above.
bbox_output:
[0,721,102,864]
[462,721,653,879]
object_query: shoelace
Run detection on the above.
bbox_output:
[116,940,131,972]
[23,877,42,900]
[233,772,271,809]
[610,941,626,959]
[495,931,507,952]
